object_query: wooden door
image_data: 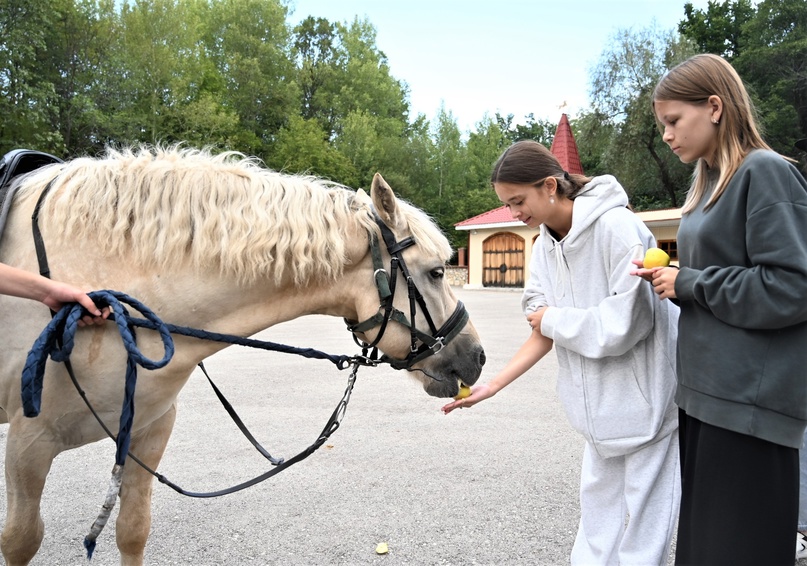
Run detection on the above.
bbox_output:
[482,232,525,287]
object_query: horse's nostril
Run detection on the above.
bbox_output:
[478,349,486,367]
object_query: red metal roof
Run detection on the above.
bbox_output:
[456,113,584,228]
[455,205,513,228]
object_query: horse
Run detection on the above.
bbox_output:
[0,146,485,566]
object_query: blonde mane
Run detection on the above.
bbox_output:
[18,146,451,285]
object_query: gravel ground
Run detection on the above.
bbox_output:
[1,288,680,565]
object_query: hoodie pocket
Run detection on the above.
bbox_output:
[582,352,657,443]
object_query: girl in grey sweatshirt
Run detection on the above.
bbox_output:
[646,54,807,565]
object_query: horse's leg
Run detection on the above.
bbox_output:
[116,404,177,566]
[1,421,58,566]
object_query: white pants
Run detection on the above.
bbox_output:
[571,431,680,566]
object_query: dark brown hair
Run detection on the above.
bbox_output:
[490,140,592,200]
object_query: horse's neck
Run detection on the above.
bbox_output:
[129,266,364,340]
[205,232,372,336]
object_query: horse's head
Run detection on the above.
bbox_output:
[347,174,485,398]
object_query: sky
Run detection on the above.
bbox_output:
[287,0,712,133]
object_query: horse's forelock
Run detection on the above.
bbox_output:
[394,200,453,262]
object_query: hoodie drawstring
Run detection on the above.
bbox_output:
[552,239,568,300]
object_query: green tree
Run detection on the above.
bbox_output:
[589,24,696,208]
[457,116,511,240]
[375,115,438,206]
[288,13,415,201]
[0,0,63,153]
[465,116,508,191]
[335,18,409,128]
[678,0,806,155]
[162,92,245,149]
[268,114,357,183]
[36,0,108,155]
[425,106,471,250]
[203,0,298,156]
[291,16,410,144]
[292,16,341,133]
[679,0,755,60]
[572,110,615,177]
[93,0,203,145]
[495,112,556,145]
[733,0,807,153]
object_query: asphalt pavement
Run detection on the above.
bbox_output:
[2,288,600,565]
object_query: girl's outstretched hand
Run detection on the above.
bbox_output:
[441,383,493,414]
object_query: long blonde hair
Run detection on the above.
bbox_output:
[653,54,772,213]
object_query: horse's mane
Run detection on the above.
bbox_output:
[19,145,451,285]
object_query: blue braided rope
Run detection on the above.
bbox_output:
[128,317,352,368]
[22,290,174,465]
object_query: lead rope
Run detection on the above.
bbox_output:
[21,290,363,558]
[22,291,172,558]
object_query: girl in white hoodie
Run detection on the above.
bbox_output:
[443,140,680,565]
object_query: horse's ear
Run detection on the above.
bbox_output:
[355,188,371,204]
[370,173,402,229]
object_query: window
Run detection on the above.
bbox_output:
[658,240,678,261]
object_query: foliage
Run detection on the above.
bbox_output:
[733,0,807,152]
[589,24,696,208]
[679,0,807,154]
[0,0,64,152]
[678,0,755,60]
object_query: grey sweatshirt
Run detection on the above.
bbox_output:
[675,150,807,448]
[523,175,679,458]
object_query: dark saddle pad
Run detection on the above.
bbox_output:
[0,149,64,243]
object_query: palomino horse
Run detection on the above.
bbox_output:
[0,146,485,565]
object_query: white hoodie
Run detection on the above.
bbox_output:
[522,175,678,458]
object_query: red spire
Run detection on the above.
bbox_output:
[550,113,584,175]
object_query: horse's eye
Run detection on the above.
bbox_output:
[430,268,445,279]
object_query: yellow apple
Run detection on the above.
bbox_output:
[643,247,670,269]
[454,384,472,400]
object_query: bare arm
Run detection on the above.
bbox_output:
[442,329,553,414]
[0,263,108,325]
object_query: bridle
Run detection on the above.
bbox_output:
[345,211,469,373]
